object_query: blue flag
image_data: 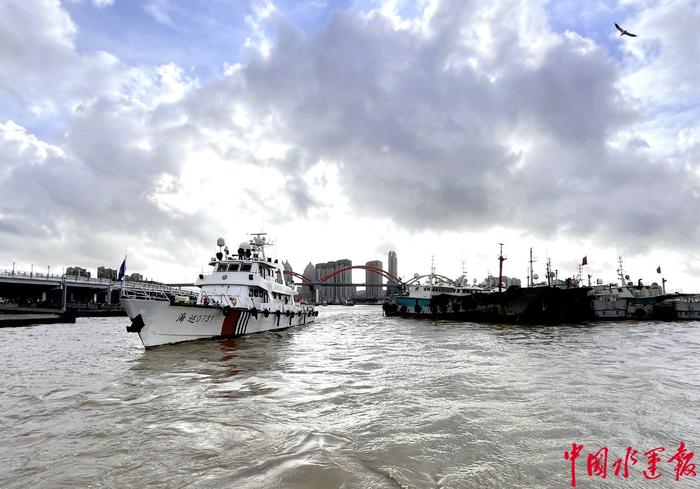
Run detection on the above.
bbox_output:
[117,258,126,281]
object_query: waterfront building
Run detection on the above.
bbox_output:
[315,259,354,303]
[366,260,384,299]
[66,266,90,278]
[97,266,117,280]
[283,260,293,276]
[388,250,398,295]
[335,259,354,302]
[315,261,336,303]
[127,272,143,282]
[483,274,521,289]
[302,262,316,302]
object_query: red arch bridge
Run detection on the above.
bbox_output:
[283,265,402,287]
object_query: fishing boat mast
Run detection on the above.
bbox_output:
[498,243,506,292]
[616,256,626,286]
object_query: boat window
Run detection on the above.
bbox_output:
[240,264,252,272]
[217,263,227,272]
[227,263,239,272]
[276,270,284,284]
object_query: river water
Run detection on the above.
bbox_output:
[1,306,699,488]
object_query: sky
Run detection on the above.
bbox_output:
[1,0,700,291]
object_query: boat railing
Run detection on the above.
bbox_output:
[121,282,171,302]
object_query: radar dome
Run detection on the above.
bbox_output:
[216,237,226,247]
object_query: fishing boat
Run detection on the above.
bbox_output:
[382,278,490,317]
[382,247,592,323]
[654,294,700,320]
[122,234,317,348]
[589,257,664,319]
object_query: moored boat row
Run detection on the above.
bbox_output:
[382,254,700,324]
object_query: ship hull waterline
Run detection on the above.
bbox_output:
[122,298,316,348]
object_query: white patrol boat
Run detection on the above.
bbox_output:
[122,234,317,348]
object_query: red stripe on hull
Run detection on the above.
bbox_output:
[221,309,241,336]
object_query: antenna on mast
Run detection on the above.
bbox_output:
[617,256,625,286]
[528,247,537,287]
[498,243,506,292]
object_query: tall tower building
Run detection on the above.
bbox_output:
[283,260,293,277]
[387,250,398,294]
[315,261,336,302]
[335,259,354,302]
[302,262,316,302]
[365,260,383,299]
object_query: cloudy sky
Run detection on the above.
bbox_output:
[1,0,699,290]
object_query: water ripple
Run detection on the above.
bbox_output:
[1,309,699,487]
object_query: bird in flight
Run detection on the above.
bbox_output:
[615,23,637,37]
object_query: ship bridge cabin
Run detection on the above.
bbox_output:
[194,237,296,310]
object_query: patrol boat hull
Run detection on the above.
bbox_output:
[123,298,316,348]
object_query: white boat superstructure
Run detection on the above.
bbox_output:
[589,257,665,319]
[122,234,317,348]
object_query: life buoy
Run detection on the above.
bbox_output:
[230,297,238,306]
[263,309,270,318]
[275,310,281,317]
[250,307,258,318]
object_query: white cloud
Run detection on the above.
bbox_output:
[144,0,173,26]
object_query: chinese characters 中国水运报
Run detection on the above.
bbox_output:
[564,441,696,486]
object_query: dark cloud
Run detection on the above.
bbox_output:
[181,2,700,249]
[2,0,700,278]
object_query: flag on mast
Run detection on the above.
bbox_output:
[117,256,127,281]
[657,266,661,274]
[581,256,588,266]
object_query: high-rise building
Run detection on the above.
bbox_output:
[387,250,398,294]
[365,260,383,299]
[302,262,316,302]
[315,259,354,303]
[335,259,354,302]
[315,261,336,302]
[283,260,293,283]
